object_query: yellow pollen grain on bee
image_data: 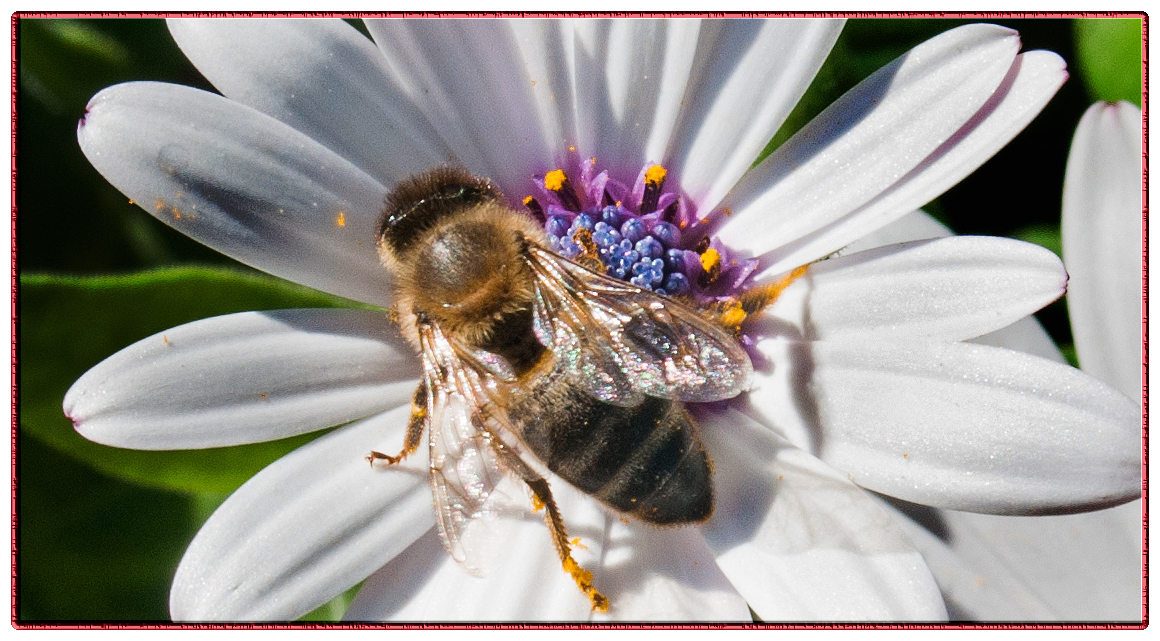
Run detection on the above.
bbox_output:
[563,557,608,612]
[570,537,587,550]
[544,169,567,191]
[336,211,346,227]
[532,495,545,512]
[645,164,667,184]
[721,305,747,329]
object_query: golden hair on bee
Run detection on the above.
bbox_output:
[376,166,548,348]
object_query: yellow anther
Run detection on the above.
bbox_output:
[544,169,567,191]
[700,248,721,272]
[645,164,667,185]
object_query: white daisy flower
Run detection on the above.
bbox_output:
[64,19,1140,622]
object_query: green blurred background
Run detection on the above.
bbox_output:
[14,16,1144,622]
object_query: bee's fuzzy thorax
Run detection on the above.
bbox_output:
[382,198,547,349]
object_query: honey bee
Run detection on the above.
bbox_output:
[369,166,762,612]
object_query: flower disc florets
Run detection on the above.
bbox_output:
[524,158,757,304]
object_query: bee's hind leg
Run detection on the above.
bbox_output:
[489,436,610,613]
[708,263,809,333]
[368,384,428,466]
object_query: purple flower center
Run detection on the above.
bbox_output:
[523,159,757,304]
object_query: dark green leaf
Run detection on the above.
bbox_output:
[1073,19,1143,106]
[17,434,199,621]
[18,267,370,494]
[1011,223,1063,258]
[298,583,363,622]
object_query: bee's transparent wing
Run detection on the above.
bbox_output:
[418,321,525,576]
[525,242,753,405]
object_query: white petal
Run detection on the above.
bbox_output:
[170,406,434,621]
[167,19,450,189]
[1062,102,1143,402]
[572,18,703,176]
[756,236,1065,341]
[347,468,747,621]
[65,309,417,450]
[346,479,601,621]
[830,211,1068,363]
[701,410,947,621]
[886,500,1142,621]
[748,339,1140,514]
[365,19,555,198]
[589,520,750,622]
[840,209,951,251]
[509,19,581,164]
[717,24,1021,262]
[750,50,1066,278]
[672,19,845,214]
[78,82,392,305]
[969,316,1067,364]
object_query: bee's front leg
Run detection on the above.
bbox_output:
[368,384,428,467]
[708,263,810,332]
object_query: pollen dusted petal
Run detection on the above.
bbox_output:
[77,81,393,306]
